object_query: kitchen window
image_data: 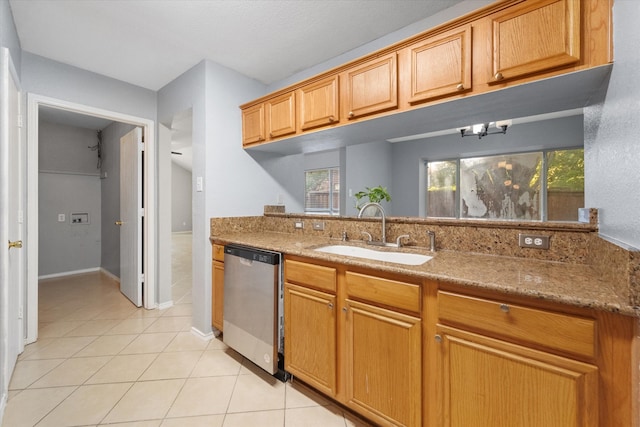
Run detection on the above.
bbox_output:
[305,168,340,215]
[426,148,584,221]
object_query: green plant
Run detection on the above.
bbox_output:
[354,185,392,210]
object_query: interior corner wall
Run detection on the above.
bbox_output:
[1,0,21,76]
[171,162,192,232]
[584,1,640,250]
[100,121,136,279]
[345,141,392,217]
[38,122,102,277]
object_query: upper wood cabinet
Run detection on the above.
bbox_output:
[241,103,265,146]
[266,92,296,138]
[488,0,581,84]
[343,52,398,120]
[240,0,610,150]
[403,24,472,104]
[297,76,339,131]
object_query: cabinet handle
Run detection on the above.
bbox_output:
[328,302,333,309]
[348,111,354,118]
[499,303,510,313]
[435,334,442,343]
[494,72,504,81]
[456,84,464,91]
[342,307,348,313]
[328,115,335,122]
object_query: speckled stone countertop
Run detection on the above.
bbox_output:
[211,231,639,317]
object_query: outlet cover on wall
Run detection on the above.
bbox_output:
[58,214,65,222]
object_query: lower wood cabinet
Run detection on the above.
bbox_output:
[435,325,598,427]
[211,244,224,331]
[284,283,337,397]
[345,299,422,427]
[284,257,423,427]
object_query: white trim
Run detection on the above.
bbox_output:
[99,268,120,283]
[26,93,157,344]
[0,392,6,427]
[38,267,101,280]
[190,326,214,341]
[158,300,174,310]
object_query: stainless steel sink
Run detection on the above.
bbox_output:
[314,245,432,266]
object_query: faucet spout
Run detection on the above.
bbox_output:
[358,202,386,244]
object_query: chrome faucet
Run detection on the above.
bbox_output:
[358,202,386,245]
[427,230,436,252]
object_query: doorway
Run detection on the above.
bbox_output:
[168,109,193,304]
[25,94,159,344]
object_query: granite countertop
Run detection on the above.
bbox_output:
[211,231,638,317]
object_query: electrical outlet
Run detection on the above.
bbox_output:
[518,234,550,249]
[312,221,325,231]
[294,221,304,229]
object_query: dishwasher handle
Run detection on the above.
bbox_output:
[224,244,280,265]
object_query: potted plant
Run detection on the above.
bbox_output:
[354,186,391,215]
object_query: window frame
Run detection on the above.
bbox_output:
[304,167,340,215]
[425,147,584,222]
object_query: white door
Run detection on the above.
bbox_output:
[119,128,143,306]
[0,47,24,407]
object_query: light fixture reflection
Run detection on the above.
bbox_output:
[459,119,512,139]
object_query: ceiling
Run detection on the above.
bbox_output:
[14,0,465,172]
[10,0,465,91]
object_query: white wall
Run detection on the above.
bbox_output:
[38,121,102,276]
[584,0,640,250]
[0,0,20,75]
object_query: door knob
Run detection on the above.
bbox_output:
[8,240,22,249]
[115,221,123,226]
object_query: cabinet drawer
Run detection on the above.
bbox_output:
[346,271,420,314]
[285,259,336,293]
[213,244,225,262]
[437,291,595,359]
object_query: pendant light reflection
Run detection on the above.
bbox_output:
[457,119,512,139]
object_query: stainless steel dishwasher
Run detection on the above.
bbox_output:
[223,244,284,378]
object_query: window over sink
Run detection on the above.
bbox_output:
[426,148,584,221]
[305,168,340,215]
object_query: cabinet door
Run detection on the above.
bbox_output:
[407,25,472,104]
[489,0,580,83]
[212,260,224,331]
[344,299,422,427]
[298,75,339,131]
[266,92,296,138]
[284,283,337,397]
[344,52,398,120]
[436,325,598,427]
[241,103,265,145]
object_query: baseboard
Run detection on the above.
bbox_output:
[99,268,120,282]
[158,300,174,310]
[38,267,101,280]
[191,326,213,341]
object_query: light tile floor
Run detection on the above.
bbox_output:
[3,232,371,426]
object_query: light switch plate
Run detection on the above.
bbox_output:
[58,214,65,222]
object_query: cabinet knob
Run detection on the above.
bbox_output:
[494,72,504,81]
[269,132,273,138]
[500,303,510,313]
[328,302,333,309]
[456,84,464,91]
[328,115,335,122]
[435,334,442,343]
[348,111,354,118]
[342,307,348,313]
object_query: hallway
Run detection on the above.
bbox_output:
[2,233,369,426]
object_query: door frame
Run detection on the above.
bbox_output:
[25,93,157,344]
